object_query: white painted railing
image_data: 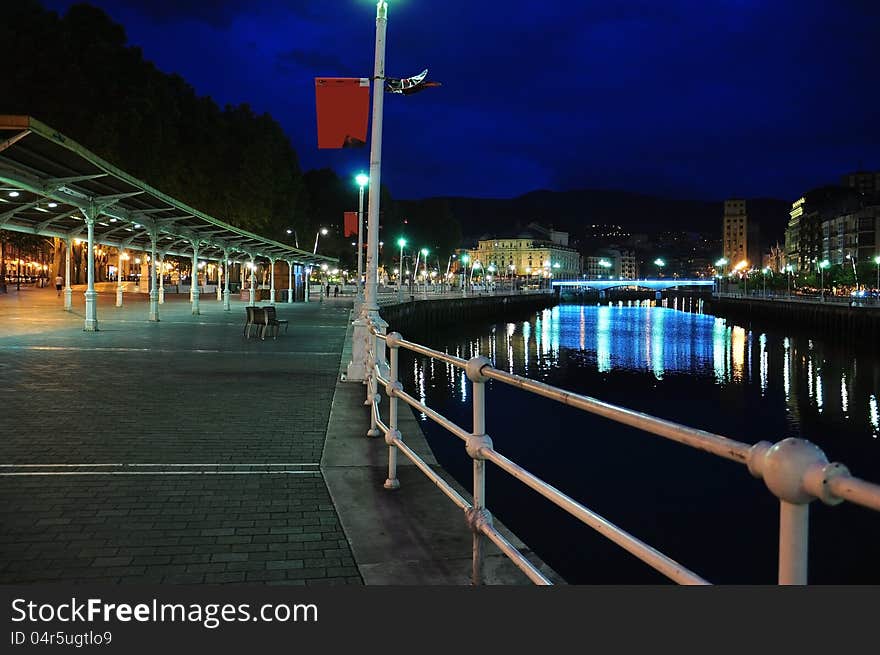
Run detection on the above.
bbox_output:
[363,320,880,585]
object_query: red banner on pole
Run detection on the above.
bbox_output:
[344,211,358,237]
[315,78,370,149]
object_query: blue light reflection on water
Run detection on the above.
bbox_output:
[401,302,880,584]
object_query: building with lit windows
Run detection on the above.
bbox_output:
[584,248,637,280]
[463,223,581,282]
[722,199,761,270]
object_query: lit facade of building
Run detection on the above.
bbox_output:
[464,227,581,281]
[821,207,880,265]
[584,249,637,280]
[722,199,747,268]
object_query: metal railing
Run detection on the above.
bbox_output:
[714,291,880,307]
[361,321,880,585]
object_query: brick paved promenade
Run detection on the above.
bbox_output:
[0,286,360,584]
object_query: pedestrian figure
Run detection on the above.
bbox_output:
[55,274,63,296]
[326,283,331,297]
[334,285,339,297]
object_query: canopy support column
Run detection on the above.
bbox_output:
[216,260,223,301]
[63,238,72,311]
[191,243,200,316]
[83,208,98,331]
[269,258,276,304]
[249,257,256,306]
[116,248,125,307]
[223,250,231,311]
[149,234,159,322]
[158,253,165,303]
[287,261,294,303]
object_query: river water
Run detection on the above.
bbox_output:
[399,300,880,584]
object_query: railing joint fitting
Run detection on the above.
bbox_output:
[384,428,401,447]
[466,434,493,460]
[465,507,493,534]
[465,355,492,383]
[385,380,403,398]
[386,331,402,348]
[754,437,838,505]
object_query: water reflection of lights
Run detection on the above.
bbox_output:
[579,306,586,351]
[506,322,515,373]
[651,308,665,380]
[731,327,746,383]
[415,359,427,419]
[783,337,791,401]
[807,358,814,401]
[522,321,530,374]
[841,374,849,415]
[870,395,879,438]
[815,365,823,414]
[540,310,552,359]
[746,330,753,382]
[596,305,611,373]
[759,333,768,395]
[713,319,727,384]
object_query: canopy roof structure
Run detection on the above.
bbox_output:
[0,115,334,267]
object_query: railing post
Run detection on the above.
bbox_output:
[747,438,849,585]
[383,332,403,489]
[366,321,384,437]
[465,355,494,586]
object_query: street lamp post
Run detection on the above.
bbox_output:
[397,237,406,303]
[874,255,880,293]
[356,173,369,303]
[819,259,830,302]
[313,227,328,255]
[420,247,429,299]
[786,265,793,298]
[714,258,728,294]
[654,258,665,278]
[460,253,470,294]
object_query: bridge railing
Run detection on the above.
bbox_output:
[362,321,880,585]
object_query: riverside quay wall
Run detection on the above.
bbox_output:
[713,296,880,344]
[379,292,559,336]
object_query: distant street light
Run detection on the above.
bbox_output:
[420,247,429,297]
[355,173,369,303]
[654,258,665,278]
[715,257,728,292]
[819,259,830,302]
[874,255,880,292]
[313,227,329,255]
[397,237,406,302]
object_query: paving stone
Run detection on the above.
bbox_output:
[0,291,359,585]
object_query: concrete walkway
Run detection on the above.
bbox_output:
[0,285,558,585]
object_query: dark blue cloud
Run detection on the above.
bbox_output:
[40,0,880,201]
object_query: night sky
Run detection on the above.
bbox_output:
[41,0,880,202]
